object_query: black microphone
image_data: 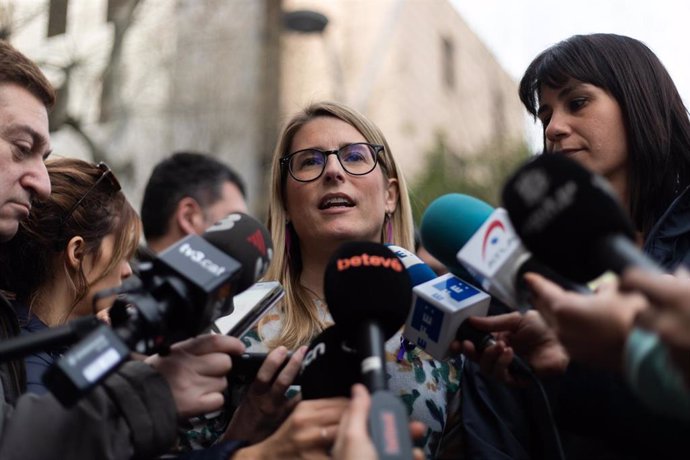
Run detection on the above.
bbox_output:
[115,212,273,349]
[324,242,412,391]
[324,241,414,460]
[0,316,100,362]
[502,153,662,282]
[300,325,361,399]
[44,212,273,406]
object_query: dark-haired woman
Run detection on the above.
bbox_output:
[465,33,690,458]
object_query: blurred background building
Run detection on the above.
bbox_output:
[5,0,527,218]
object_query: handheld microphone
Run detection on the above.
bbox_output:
[0,316,101,363]
[324,242,414,460]
[502,153,662,281]
[116,212,273,349]
[300,325,361,399]
[390,246,533,375]
[44,212,273,407]
[420,193,590,310]
[389,245,490,360]
[324,242,412,390]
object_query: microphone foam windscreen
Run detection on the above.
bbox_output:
[502,153,636,282]
[420,194,494,269]
[202,213,273,294]
[300,325,361,399]
[324,241,412,339]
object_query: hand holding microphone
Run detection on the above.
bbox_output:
[223,345,307,444]
[419,193,590,312]
[318,242,416,460]
[145,333,245,419]
[232,397,350,460]
[522,272,648,372]
[500,154,662,372]
[459,311,569,384]
[332,384,426,460]
[388,245,493,362]
[415,193,584,380]
[43,212,273,407]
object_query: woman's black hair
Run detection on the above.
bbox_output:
[519,33,690,234]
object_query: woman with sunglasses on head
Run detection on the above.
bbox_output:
[233,101,463,459]
[0,157,139,395]
[461,33,690,457]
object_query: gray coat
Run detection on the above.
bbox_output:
[0,294,177,460]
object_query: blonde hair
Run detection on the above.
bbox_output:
[262,101,414,350]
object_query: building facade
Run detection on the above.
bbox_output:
[8,0,525,213]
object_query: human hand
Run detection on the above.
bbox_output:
[524,272,647,372]
[457,310,569,384]
[145,334,244,419]
[233,397,349,460]
[95,308,111,325]
[332,384,426,460]
[223,345,307,443]
[622,267,690,385]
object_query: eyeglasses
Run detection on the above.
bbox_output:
[280,143,384,183]
[60,162,121,227]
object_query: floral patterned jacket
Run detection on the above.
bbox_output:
[241,302,465,459]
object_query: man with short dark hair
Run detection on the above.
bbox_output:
[0,40,244,460]
[141,151,248,254]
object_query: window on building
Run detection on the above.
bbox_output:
[47,0,69,37]
[442,37,456,90]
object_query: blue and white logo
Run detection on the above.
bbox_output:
[433,277,479,303]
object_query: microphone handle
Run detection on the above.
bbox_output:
[0,316,100,362]
[357,322,388,392]
[369,390,414,460]
[517,256,592,295]
[599,234,663,275]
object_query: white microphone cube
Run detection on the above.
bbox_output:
[403,273,490,360]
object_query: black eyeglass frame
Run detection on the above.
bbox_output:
[280,142,385,183]
[59,162,122,228]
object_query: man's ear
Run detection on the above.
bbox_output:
[65,236,86,270]
[175,197,206,235]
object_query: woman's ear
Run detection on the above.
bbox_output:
[65,236,86,270]
[384,177,399,214]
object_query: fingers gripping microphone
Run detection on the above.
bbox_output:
[44,212,273,407]
[502,154,662,282]
[324,242,414,460]
[420,193,589,311]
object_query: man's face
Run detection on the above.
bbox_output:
[0,83,51,242]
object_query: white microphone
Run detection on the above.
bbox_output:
[389,245,491,361]
[456,208,531,310]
